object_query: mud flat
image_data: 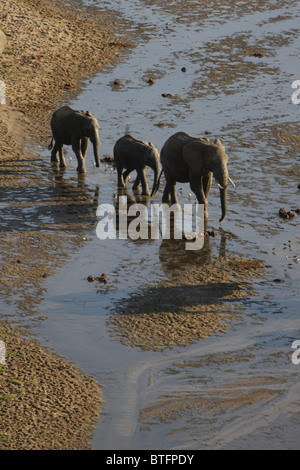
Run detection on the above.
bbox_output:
[0,0,132,450]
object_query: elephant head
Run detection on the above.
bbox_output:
[82,111,100,168]
[183,137,235,222]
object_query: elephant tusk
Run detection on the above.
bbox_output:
[228,177,235,187]
[218,183,225,190]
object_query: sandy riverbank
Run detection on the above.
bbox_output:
[0,0,132,450]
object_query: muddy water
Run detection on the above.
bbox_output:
[3,0,300,449]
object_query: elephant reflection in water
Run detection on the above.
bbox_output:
[112,190,228,263]
[113,190,152,242]
[158,226,228,280]
[113,190,199,244]
[46,171,100,230]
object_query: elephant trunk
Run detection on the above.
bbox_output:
[219,185,227,222]
[92,137,100,168]
[214,166,228,222]
[150,160,160,197]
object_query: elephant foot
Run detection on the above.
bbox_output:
[141,190,150,196]
[77,167,86,174]
[162,195,171,204]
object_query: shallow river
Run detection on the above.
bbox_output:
[3,0,300,450]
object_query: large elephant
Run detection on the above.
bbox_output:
[48,105,100,173]
[113,134,160,196]
[160,131,235,222]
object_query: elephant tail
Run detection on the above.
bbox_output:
[151,169,164,196]
[48,136,54,151]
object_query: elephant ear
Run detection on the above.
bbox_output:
[214,138,225,150]
[183,140,208,175]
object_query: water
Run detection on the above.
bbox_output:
[2,0,300,449]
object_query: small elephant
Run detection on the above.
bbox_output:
[113,134,160,196]
[48,105,100,173]
[160,131,235,222]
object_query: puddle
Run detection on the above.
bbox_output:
[1,0,300,450]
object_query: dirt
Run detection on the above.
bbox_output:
[0,322,103,450]
[0,0,133,451]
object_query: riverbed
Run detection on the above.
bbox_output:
[2,0,300,450]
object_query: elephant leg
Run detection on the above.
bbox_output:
[136,167,149,195]
[123,168,133,185]
[58,144,66,169]
[132,174,141,191]
[162,184,171,203]
[50,142,59,163]
[203,173,212,199]
[169,181,178,205]
[162,180,177,204]
[190,176,207,217]
[116,164,125,187]
[81,137,89,159]
[72,141,86,173]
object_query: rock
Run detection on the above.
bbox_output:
[96,273,107,284]
[162,93,172,98]
[101,155,114,163]
[183,232,197,241]
[253,51,265,58]
[205,229,217,237]
[279,207,297,218]
[0,30,7,55]
[279,208,288,218]
[87,275,95,282]
[287,210,295,218]
[148,78,155,84]
[181,67,187,72]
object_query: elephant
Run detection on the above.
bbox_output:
[48,105,100,173]
[160,131,235,222]
[113,134,160,196]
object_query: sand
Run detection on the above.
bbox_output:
[0,0,132,450]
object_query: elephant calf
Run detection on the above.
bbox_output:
[113,134,160,196]
[160,131,235,222]
[49,105,100,173]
